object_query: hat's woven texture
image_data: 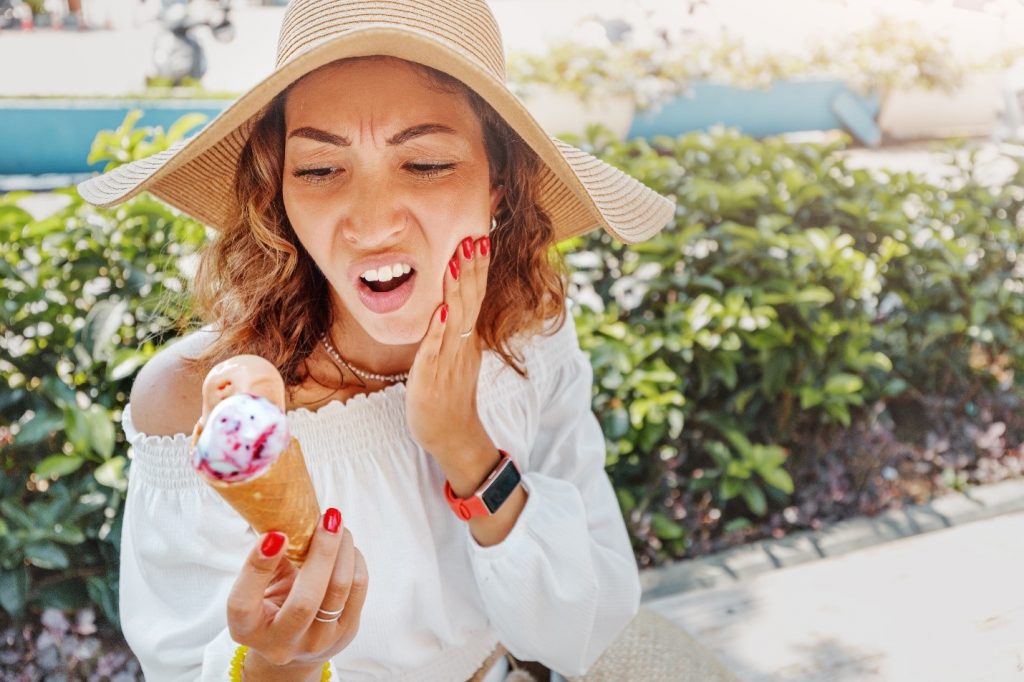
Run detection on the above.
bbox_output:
[77,0,675,244]
[565,607,741,682]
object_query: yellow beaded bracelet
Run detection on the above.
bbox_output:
[229,645,332,681]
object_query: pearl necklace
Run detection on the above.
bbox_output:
[319,333,409,384]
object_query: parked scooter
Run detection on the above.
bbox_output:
[149,0,235,85]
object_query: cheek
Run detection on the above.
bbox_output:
[423,180,492,246]
[282,192,332,260]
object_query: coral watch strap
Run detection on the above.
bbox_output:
[444,481,490,520]
[444,449,518,521]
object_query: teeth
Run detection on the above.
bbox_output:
[361,263,411,283]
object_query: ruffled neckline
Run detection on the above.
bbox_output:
[122,381,408,448]
[286,381,406,422]
[286,378,405,417]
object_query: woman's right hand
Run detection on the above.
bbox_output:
[226,508,369,677]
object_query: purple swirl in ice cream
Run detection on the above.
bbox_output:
[192,393,290,482]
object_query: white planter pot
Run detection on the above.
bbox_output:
[517,84,635,140]
[878,72,1004,140]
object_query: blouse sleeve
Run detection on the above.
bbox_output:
[117,405,260,681]
[464,302,642,677]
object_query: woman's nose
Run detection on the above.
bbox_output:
[338,175,408,246]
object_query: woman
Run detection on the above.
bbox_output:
[78,0,678,680]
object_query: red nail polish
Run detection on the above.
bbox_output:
[480,237,489,257]
[440,304,449,323]
[261,531,285,557]
[324,508,341,533]
[462,237,474,259]
[449,257,460,280]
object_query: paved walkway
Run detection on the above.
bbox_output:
[639,480,1024,681]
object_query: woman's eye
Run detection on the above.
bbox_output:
[407,162,457,178]
[292,167,341,185]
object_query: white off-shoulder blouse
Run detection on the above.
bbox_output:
[117,299,641,681]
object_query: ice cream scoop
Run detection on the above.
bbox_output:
[190,354,320,563]
[192,393,290,482]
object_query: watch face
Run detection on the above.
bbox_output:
[481,460,522,513]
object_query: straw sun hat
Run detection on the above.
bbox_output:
[76,0,675,244]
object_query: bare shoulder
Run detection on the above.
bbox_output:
[128,330,217,438]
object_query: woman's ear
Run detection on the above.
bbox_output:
[489,183,505,216]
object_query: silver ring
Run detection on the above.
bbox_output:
[459,328,473,339]
[314,606,344,623]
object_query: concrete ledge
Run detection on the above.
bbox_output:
[640,477,1024,601]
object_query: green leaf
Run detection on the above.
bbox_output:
[107,348,148,382]
[720,477,744,501]
[824,401,852,427]
[705,441,731,469]
[721,429,754,459]
[87,574,120,628]
[799,386,824,409]
[0,500,34,531]
[824,373,864,395]
[64,408,91,454]
[667,408,685,439]
[94,456,127,490]
[84,405,116,460]
[24,541,69,570]
[0,568,28,618]
[761,467,795,494]
[35,455,85,479]
[651,512,686,540]
[41,376,76,410]
[15,411,64,446]
[43,523,86,545]
[81,298,128,364]
[724,517,753,534]
[741,483,767,516]
[598,322,628,340]
[0,388,27,413]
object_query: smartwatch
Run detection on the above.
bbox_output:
[444,449,522,521]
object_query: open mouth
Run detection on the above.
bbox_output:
[362,268,415,293]
[356,268,418,314]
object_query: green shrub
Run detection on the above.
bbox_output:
[560,126,1023,554]
[0,112,207,625]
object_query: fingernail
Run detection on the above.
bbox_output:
[440,304,449,324]
[449,257,460,280]
[462,237,474,259]
[479,237,489,257]
[261,531,285,557]
[324,508,342,534]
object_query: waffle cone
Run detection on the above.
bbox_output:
[195,435,320,564]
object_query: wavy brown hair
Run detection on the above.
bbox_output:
[183,56,568,397]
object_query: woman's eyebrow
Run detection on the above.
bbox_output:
[286,123,459,147]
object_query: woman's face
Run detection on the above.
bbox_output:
[282,57,501,346]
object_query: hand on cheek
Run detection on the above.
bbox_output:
[404,231,492,460]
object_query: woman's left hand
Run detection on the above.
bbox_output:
[406,233,493,462]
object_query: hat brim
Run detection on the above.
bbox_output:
[76,26,676,244]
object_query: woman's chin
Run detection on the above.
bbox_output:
[360,311,432,346]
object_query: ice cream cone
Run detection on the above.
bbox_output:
[192,429,320,564]
[191,355,324,564]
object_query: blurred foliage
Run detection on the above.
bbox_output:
[1,111,207,627]
[558,125,1024,557]
[508,14,1023,110]
[2,112,1023,631]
